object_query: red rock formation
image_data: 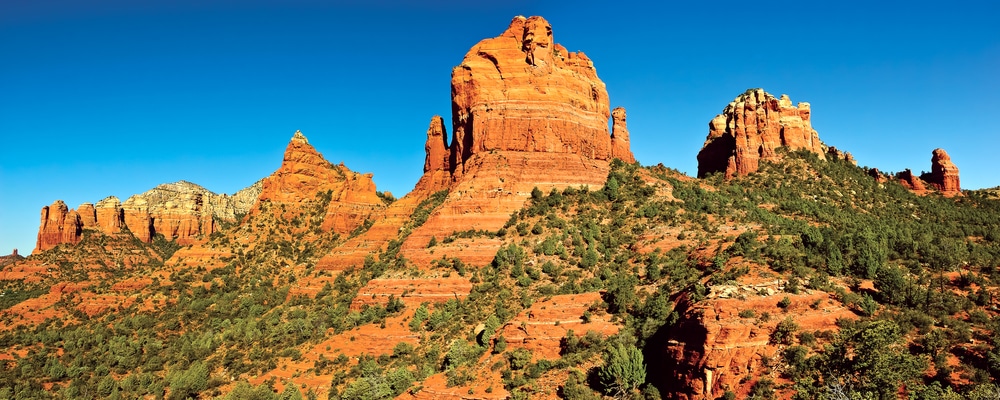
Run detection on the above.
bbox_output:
[897,169,927,192]
[34,201,83,253]
[78,203,97,229]
[663,285,856,399]
[95,196,124,234]
[250,131,385,236]
[449,15,619,175]
[415,116,454,194]
[827,146,855,165]
[611,106,635,163]
[922,148,961,195]
[320,16,634,270]
[424,116,450,175]
[698,89,825,178]
[122,205,153,243]
[868,168,889,183]
[399,16,627,265]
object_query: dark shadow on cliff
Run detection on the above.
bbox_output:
[642,291,709,399]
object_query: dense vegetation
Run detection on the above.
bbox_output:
[1,152,998,399]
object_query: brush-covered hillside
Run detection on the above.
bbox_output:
[3,152,1000,399]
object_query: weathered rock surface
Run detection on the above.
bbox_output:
[95,196,124,234]
[77,203,97,229]
[663,285,856,399]
[35,201,82,253]
[611,106,635,163]
[698,89,825,178]
[449,16,625,174]
[922,148,961,195]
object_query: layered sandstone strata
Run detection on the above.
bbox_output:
[698,89,825,178]
[449,16,633,174]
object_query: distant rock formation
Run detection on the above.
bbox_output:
[891,148,962,196]
[0,249,25,267]
[923,148,961,194]
[697,89,825,178]
[827,146,855,165]
[34,180,262,253]
[249,130,386,235]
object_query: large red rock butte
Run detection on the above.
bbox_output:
[697,88,825,178]
[449,15,632,174]
[319,16,636,270]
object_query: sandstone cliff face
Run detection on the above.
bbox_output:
[401,16,632,265]
[95,196,124,234]
[119,180,264,244]
[35,201,82,253]
[698,89,825,178]
[449,15,632,173]
[77,203,97,229]
[922,148,961,195]
[663,284,856,399]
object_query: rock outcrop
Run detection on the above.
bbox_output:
[449,15,633,173]
[698,89,825,178]
[663,285,856,399]
[826,146,855,165]
[249,131,385,236]
[922,148,961,195]
[34,180,262,252]
[886,149,961,196]
[319,16,635,270]
[95,196,124,234]
[897,169,927,192]
[611,106,635,163]
[35,201,83,253]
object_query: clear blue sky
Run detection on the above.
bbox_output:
[2,0,998,253]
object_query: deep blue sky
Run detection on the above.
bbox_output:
[2,0,998,253]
